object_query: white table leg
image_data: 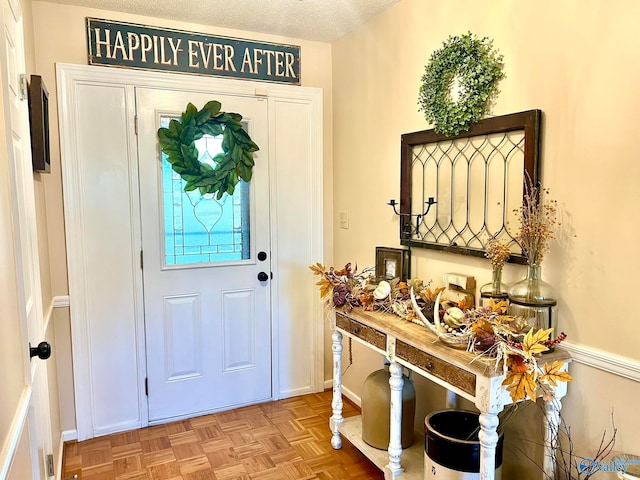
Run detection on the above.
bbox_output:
[386,361,404,477]
[330,330,343,449]
[478,412,500,480]
[542,398,561,479]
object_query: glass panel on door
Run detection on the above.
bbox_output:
[160,116,251,266]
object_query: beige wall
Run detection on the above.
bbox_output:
[7,429,34,480]
[331,0,640,475]
[51,307,74,434]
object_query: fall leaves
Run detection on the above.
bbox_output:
[465,304,573,403]
[502,328,573,403]
[309,262,334,299]
[310,263,572,404]
[309,262,417,315]
[308,262,368,310]
[522,327,554,357]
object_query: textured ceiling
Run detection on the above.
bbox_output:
[41,0,400,42]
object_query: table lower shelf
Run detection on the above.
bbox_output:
[338,416,425,480]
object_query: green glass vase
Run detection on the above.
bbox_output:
[479,267,509,306]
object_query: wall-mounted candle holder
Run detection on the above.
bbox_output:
[387,197,437,278]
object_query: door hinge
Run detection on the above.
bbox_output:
[140,250,143,269]
[46,453,54,477]
[145,377,149,396]
[19,74,28,101]
[134,115,138,135]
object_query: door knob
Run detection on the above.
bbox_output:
[257,272,269,282]
[30,341,51,360]
[257,251,267,261]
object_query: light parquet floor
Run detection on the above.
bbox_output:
[62,391,385,480]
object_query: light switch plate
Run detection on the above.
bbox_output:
[339,211,349,229]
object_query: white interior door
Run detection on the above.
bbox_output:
[136,88,272,422]
[0,0,52,476]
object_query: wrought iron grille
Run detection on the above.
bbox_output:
[399,110,541,264]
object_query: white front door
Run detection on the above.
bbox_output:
[136,88,272,422]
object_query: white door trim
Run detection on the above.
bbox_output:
[56,75,144,440]
[268,95,325,399]
[57,63,324,440]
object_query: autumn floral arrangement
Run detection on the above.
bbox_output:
[308,262,419,318]
[408,291,570,402]
[310,262,571,402]
[514,175,559,267]
[485,237,511,270]
[468,301,570,402]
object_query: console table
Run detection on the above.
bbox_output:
[329,308,571,480]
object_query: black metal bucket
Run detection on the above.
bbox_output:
[424,410,504,479]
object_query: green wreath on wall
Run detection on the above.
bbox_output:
[418,32,505,136]
[157,101,259,200]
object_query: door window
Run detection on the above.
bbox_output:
[160,116,251,266]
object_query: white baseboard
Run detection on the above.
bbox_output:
[61,430,77,442]
[93,421,141,438]
[323,379,361,408]
[563,341,640,382]
[279,385,314,399]
[342,384,361,408]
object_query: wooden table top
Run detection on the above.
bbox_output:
[336,307,571,379]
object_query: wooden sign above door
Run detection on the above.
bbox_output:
[86,18,301,85]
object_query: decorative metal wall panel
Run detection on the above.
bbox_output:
[399,110,541,264]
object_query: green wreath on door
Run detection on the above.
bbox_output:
[157,101,259,200]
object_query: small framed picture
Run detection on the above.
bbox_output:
[375,247,409,281]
